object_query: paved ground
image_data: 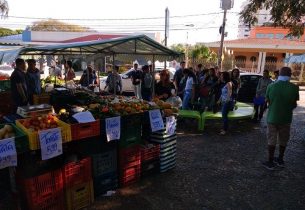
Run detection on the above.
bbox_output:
[92,91,305,210]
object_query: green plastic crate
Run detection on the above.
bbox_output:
[119,114,143,148]
[0,123,29,154]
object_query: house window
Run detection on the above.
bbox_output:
[266,33,274,38]
[256,33,265,38]
[235,56,247,68]
[275,33,285,39]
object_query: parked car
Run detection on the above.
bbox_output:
[100,67,176,93]
[0,65,14,78]
[238,73,263,103]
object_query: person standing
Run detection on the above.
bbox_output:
[231,68,241,103]
[65,60,75,81]
[130,63,142,99]
[105,66,122,95]
[141,65,153,101]
[181,68,196,110]
[10,58,28,110]
[26,59,41,105]
[218,72,233,135]
[155,69,176,101]
[173,61,186,99]
[273,70,279,82]
[254,70,273,122]
[262,67,299,170]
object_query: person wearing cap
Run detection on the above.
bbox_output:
[262,67,299,170]
[26,59,41,105]
[10,58,28,110]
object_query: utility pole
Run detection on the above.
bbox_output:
[164,7,169,69]
[218,9,227,68]
[218,0,234,69]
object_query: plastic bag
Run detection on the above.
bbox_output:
[166,96,182,108]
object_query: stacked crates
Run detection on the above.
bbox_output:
[149,130,177,173]
[62,156,94,210]
[119,146,141,187]
[140,144,160,177]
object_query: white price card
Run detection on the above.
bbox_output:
[0,138,17,169]
[166,116,176,136]
[149,109,165,132]
[105,116,121,142]
[72,111,95,123]
[39,128,63,160]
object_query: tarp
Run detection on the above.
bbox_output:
[0,35,183,63]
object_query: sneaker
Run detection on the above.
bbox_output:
[262,161,276,170]
[274,157,285,168]
[219,130,226,135]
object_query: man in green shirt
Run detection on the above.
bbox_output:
[262,67,299,170]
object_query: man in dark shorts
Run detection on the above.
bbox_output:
[10,58,28,110]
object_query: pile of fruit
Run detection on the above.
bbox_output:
[0,124,15,140]
[18,115,58,132]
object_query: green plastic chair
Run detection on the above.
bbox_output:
[201,106,254,131]
[235,102,252,107]
[178,110,203,130]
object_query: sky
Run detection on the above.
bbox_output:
[3,0,246,45]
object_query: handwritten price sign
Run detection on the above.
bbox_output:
[39,128,63,160]
[166,116,176,136]
[149,109,164,132]
[0,138,17,169]
[105,116,121,142]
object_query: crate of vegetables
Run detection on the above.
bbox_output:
[16,115,72,150]
[0,123,29,153]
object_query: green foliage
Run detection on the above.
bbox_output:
[240,0,305,37]
[170,44,186,54]
[29,19,93,32]
[0,28,23,37]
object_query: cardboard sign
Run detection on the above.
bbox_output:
[39,128,63,160]
[72,111,95,123]
[149,109,164,132]
[166,116,176,136]
[105,116,121,142]
[0,138,17,169]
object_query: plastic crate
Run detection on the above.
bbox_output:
[0,80,10,91]
[18,169,65,210]
[33,93,51,105]
[65,180,94,210]
[92,149,117,177]
[15,117,72,150]
[0,123,29,153]
[120,114,143,148]
[141,159,160,177]
[93,171,118,197]
[140,144,160,162]
[63,157,92,188]
[119,146,141,169]
[70,119,100,141]
[119,164,141,187]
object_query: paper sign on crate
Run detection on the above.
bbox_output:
[166,116,176,136]
[0,138,17,169]
[72,111,95,123]
[39,128,63,160]
[149,109,164,132]
[105,116,121,142]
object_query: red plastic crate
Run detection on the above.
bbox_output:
[62,157,92,188]
[65,181,94,210]
[19,169,64,210]
[70,119,100,141]
[119,164,141,187]
[119,146,141,168]
[141,144,160,162]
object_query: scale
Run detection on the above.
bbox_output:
[17,104,53,118]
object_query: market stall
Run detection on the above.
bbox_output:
[0,35,182,210]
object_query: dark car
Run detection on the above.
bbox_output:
[237,73,263,103]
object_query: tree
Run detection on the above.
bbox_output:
[29,19,93,32]
[0,0,8,18]
[0,28,22,37]
[240,0,305,37]
[170,43,186,54]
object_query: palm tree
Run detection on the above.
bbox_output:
[0,0,8,18]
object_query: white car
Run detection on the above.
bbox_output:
[0,65,14,77]
[100,67,176,93]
